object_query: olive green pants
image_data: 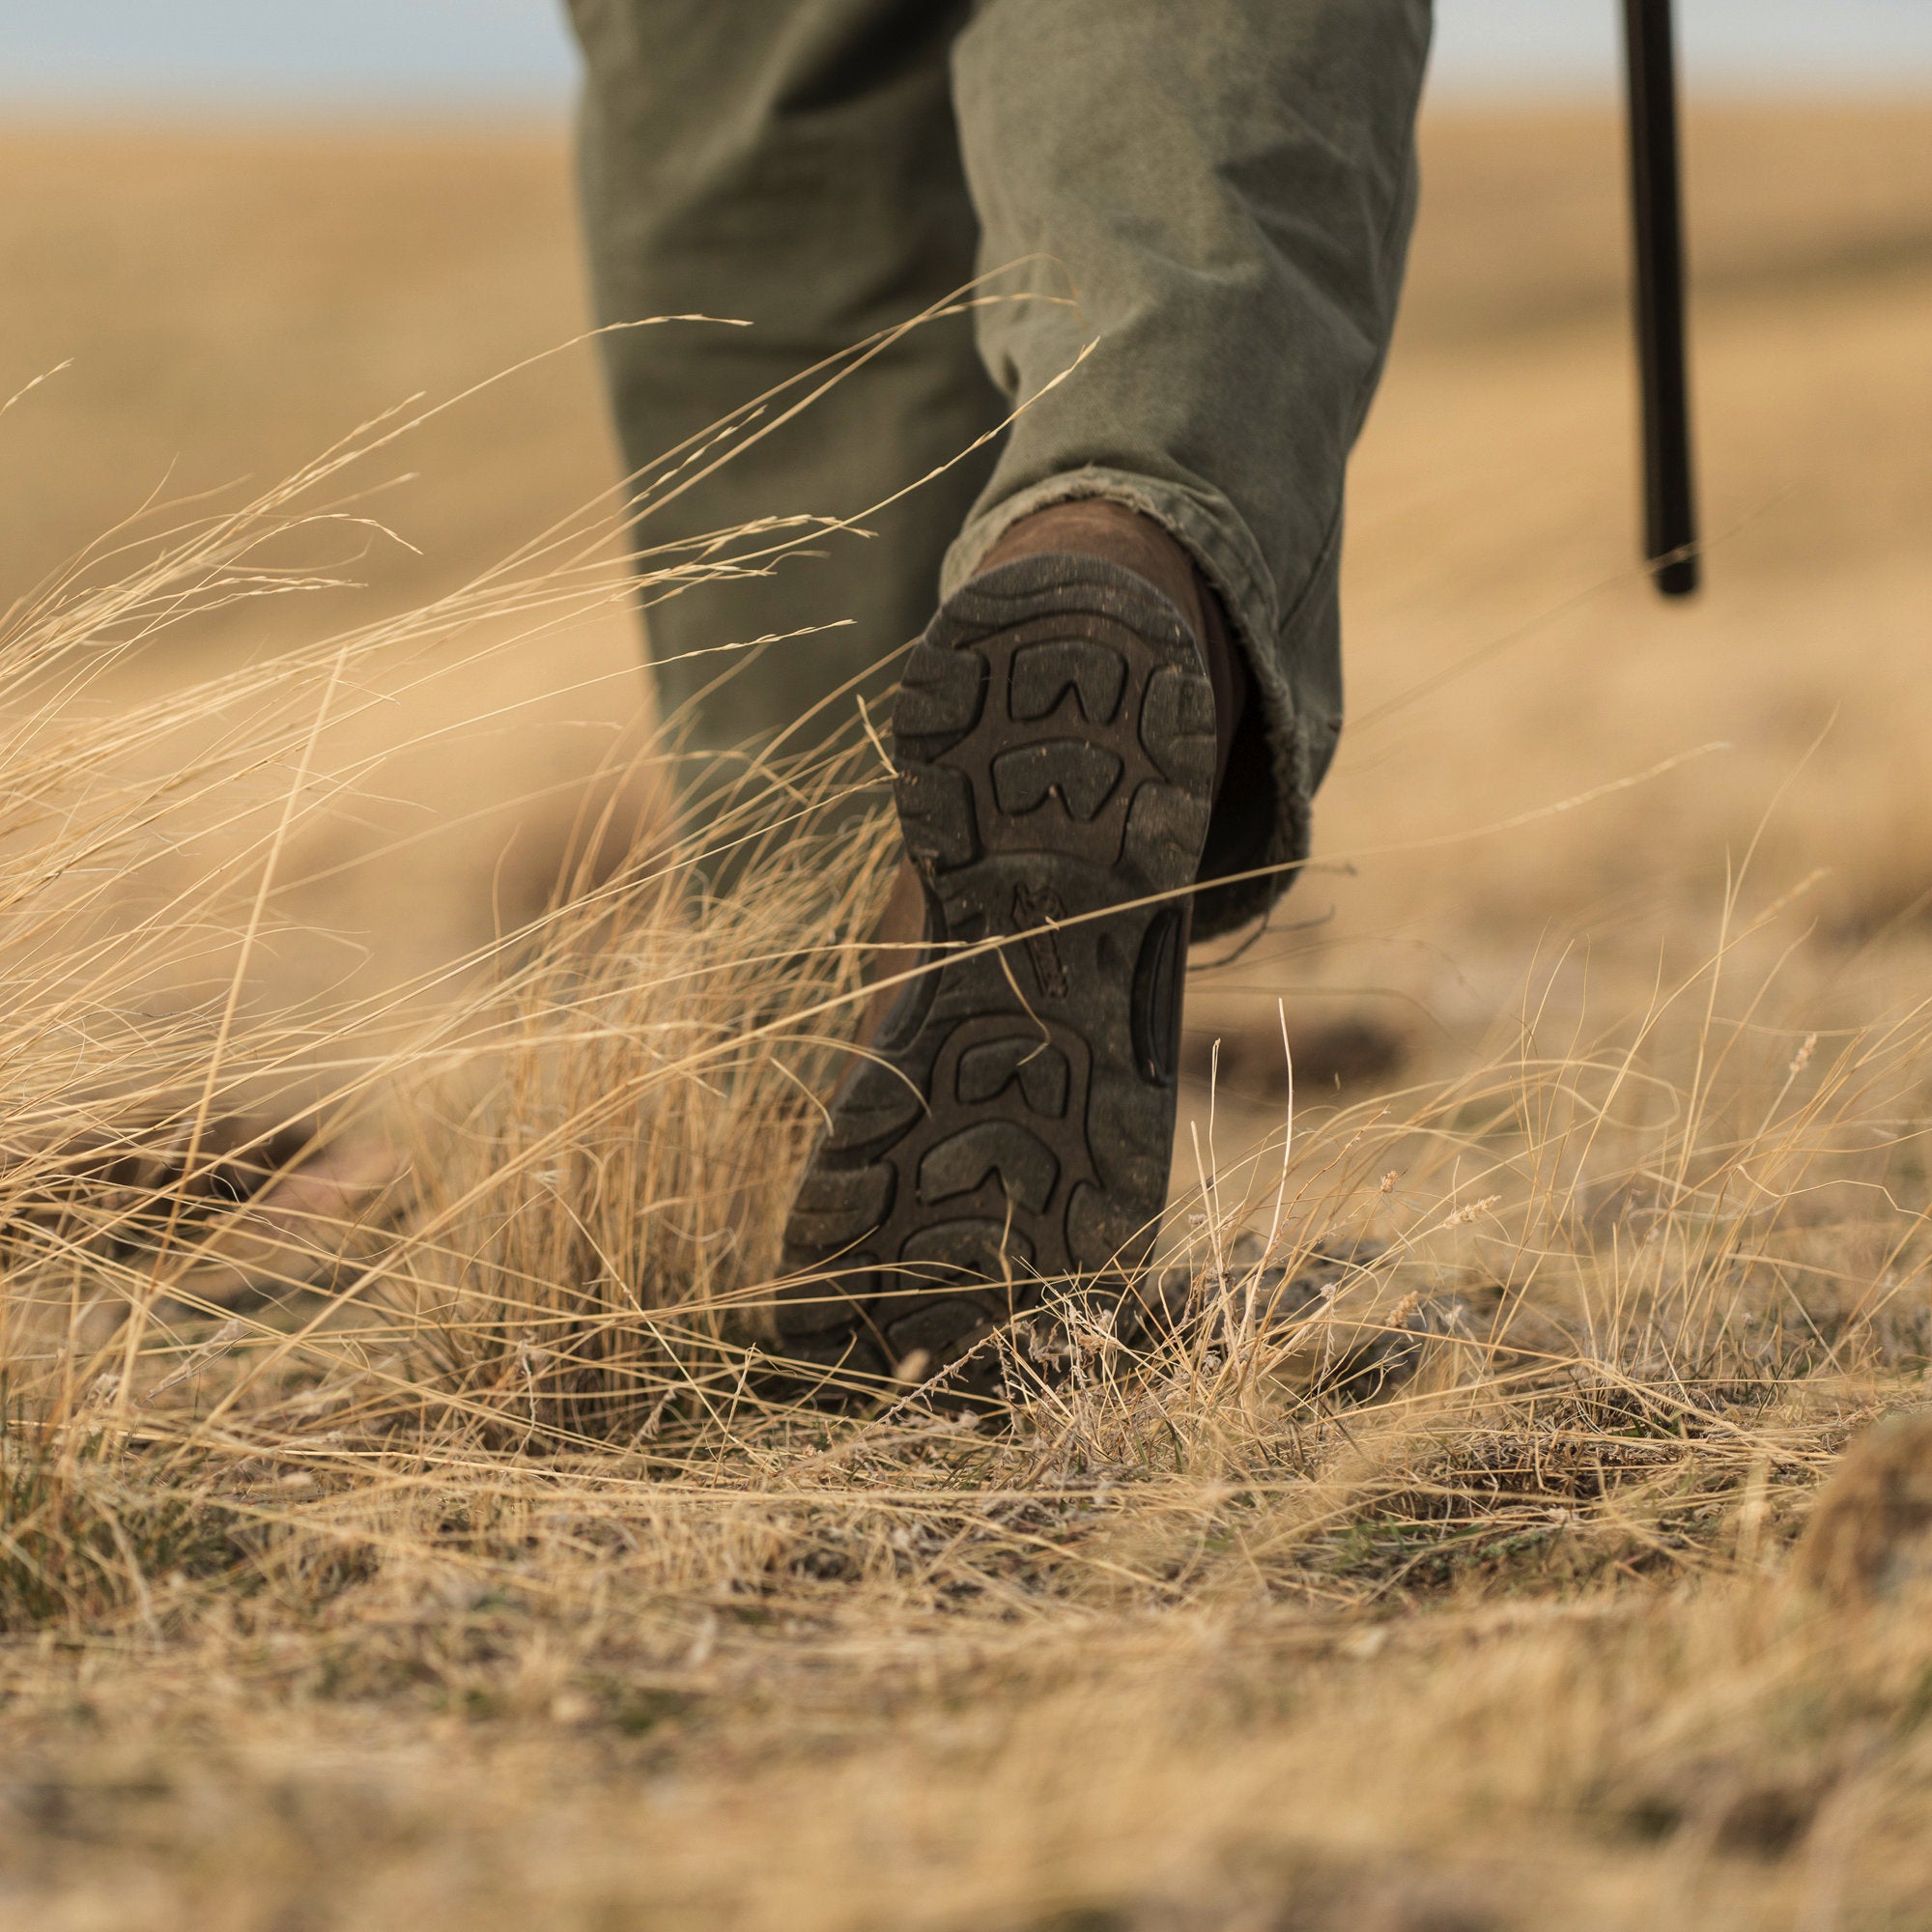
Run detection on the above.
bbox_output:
[567,0,1431,933]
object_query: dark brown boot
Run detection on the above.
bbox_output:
[776,500,1237,1401]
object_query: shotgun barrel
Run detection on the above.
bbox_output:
[1622,0,1700,596]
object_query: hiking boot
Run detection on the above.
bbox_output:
[774,500,1243,1401]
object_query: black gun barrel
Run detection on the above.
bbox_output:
[1622,0,1700,596]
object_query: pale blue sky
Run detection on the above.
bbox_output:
[1,1,1929,109]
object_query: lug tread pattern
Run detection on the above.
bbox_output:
[824,1059,924,1152]
[1009,639,1127,724]
[990,740,1124,821]
[916,1120,1060,1213]
[895,763,977,872]
[894,641,986,745]
[778,554,1214,1375]
[955,1037,1069,1117]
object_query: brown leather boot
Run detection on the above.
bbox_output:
[848,855,929,1063]
[777,499,1240,1401]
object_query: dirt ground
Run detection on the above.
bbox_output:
[2,98,1931,1931]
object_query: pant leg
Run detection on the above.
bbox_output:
[567,0,1006,791]
[946,0,1432,935]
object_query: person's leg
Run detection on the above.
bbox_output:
[566,0,1006,786]
[777,0,1431,1395]
[949,0,1433,935]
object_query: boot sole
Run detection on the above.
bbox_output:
[774,554,1215,1397]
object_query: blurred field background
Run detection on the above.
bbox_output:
[3,67,1932,1932]
[4,99,1928,1074]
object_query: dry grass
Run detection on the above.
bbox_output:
[2,99,1932,1931]
[7,783,1932,1928]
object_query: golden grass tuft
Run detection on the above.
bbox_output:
[386,788,899,1443]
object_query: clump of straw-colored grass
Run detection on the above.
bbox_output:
[384,769,902,1444]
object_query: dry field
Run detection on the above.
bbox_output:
[2,99,1932,1929]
